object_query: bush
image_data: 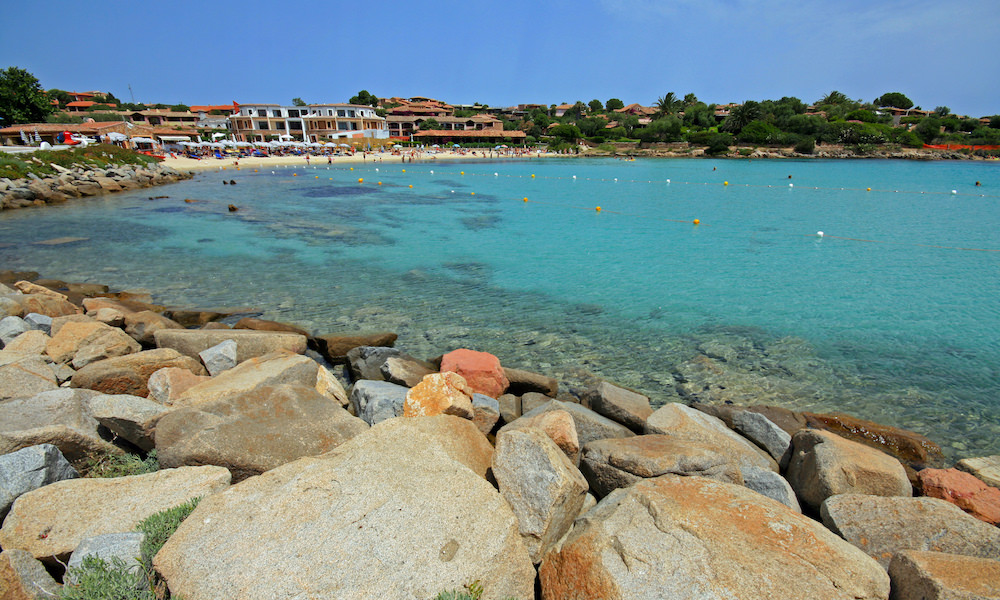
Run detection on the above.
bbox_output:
[794,136,816,154]
[60,556,154,600]
[136,496,201,563]
[705,133,733,155]
[736,120,781,145]
[81,451,158,478]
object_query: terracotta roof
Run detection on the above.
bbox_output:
[555,104,574,110]
[190,104,237,113]
[413,129,526,138]
[66,101,117,108]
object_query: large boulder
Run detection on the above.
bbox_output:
[45,320,140,368]
[0,356,58,399]
[820,494,1000,569]
[521,399,634,446]
[0,329,50,357]
[645,403,777,472]
[500,408,580,464]
[503,366,558,397]
[539,475,889,600]
[471,393,500,435]
[199,339,238,376]
[787,429,911,511]
[345,345,403,381]
[0,316,30,346]
[171,350,316,407]
[440,348,509,399]
[70,348,207,397]
[956,455,1000,488]
[146,367,210,405]
[155,384,368,481]
[0,389,120,461]
[403,372,475,419]
[232,317,308,336]
[803,412,945,469]
[153,329,307,363]
[581,435,743,498]
[382,355,436,388]
[732,409,792,468]
[312,331,397,363]
[0,466,230,563]
[0,444,78,519]
[153,416,533,600]
[14,294,81,318]
[0,549,62,600]
[493,428,588,563]
[123,310,184,345]
[582,381,653,431]
[87,394,168,452]
[349,379,409,425]
[741,465,801,512]
[888,550,1000,600]
[918,467,1000,524]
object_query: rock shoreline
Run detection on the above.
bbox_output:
[0,161,193,210]
[0,273,998,599]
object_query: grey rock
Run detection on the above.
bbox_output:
[381,355,436,387]
[0,355,59,400]
[520,391,551,415]
[523,399,635,445]
[581,434,743,498]
[154,416,534,600]
[154,329,307,363]
[0,443,78,519]
[582,381,653,431]
[956,455,1000,488]
[171,351,316,408]
[645,403,777,472]
[0,315,30,346]
[0,296,23,319]
[740,465,801,512]
[0,388,120,461]
[887,550,1000,600]
[199,339,238,376]
[349,379,409,425]
[787,429,911,512]
[23,313,52,335]
[87,394,169,451]
[732,410,792,469]
[539,475,890,600]
[471,393,500,435]
[0,548,62,599]
[67,532,147,588]
[493,428,588,563]
[346,345,403,380]
[821,494,1000,569]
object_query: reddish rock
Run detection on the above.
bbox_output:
[440,348,510,399]
[403,372,475,419]
[918,468,1000,525]
[803,412,945,468]
[70,348,207,397]
[233,317,309,337]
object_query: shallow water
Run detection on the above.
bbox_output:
[3,157,999,458]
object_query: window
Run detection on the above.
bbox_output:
[348,110,355,118]
[256,121,269,130]
[338,123,349,130]
[288,109,299,118]
[289,121,302,130]
[337,110,346,117]
[272,110,282,117]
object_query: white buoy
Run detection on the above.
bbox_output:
[666,179,671,183]
[494,172,498,176]
[375,168,379,172]
[614,178,618,182]
[271,171,275,174]
[817,231,824,237]
[430,170,434,174]
[789,183,794,188]
[572,175,577,179]
[451,190,455,193]
[951,190,958,194]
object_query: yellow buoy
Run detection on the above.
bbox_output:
[409,184,413,188]
[867,187,871,191]
[329,178,332,180]
[595,206,602,212]
[378,181,382,185]
[471,192,475,196]
[693,219,700,225]
[358,178,363,183]
[402,169,406,173]
[724,181,728,186]
[350,167,354,171]
[293,173,298,177]
[531,174,535,178]
[460,171,465,175]
[254,169,258,172]
[523,197,528,202]
[315,176,319,179]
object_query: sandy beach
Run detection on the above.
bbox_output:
[161,148,554,173]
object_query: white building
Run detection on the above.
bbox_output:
[229,104,388,142]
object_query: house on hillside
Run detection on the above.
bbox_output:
[614,104,657,117]
[228,103,387,142]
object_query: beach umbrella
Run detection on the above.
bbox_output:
[392,144,402,149]
[235,141,252,147]
[453,144,461,148]
[338,143,351,148]
[431,144,440,148]
[324,142,336,147]
[107,132,127,142]
[130,137,155,143]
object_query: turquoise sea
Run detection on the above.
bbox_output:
[2,157,998,458]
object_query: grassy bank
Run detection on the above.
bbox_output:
[0,145,161,180]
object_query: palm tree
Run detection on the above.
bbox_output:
[720,101,762,134]
[655,92,681,116]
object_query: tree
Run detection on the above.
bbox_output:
[934,106,951,117]
[683,93,699,106]
[0,67,54,126]
[720,101,761,134]
[170,104,190,112]
[578,116,609,137]
[418,118,441,130]
[549,124,581,142]
[913,117,942,143]
[349,90,379,106]
[655,92,681,116]
[588,99,603,113]
[292,97,307,106]
[736,120,781,145]
[817,91,851,106]
[989,115,1000,129]
[637,116,682,143]
[605,98,624,111]
[47,88,73,108]
[873,92,913,109]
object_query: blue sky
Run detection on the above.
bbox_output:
[3,0,997,117]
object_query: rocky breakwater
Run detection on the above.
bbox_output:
[0,161,192,210]
[0,272,999,599]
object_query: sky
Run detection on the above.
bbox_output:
[3,0,998,117]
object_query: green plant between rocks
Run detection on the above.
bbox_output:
[59,555,155,600]
[136,496,202,563]
[81,450,159,478]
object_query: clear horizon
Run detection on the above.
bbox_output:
[2,0,998,118]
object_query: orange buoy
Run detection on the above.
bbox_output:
[409,184,413,188]
[596,206,602,212]
[693,219,700,225]
[358,178,363,183]
[523,197,528,202]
